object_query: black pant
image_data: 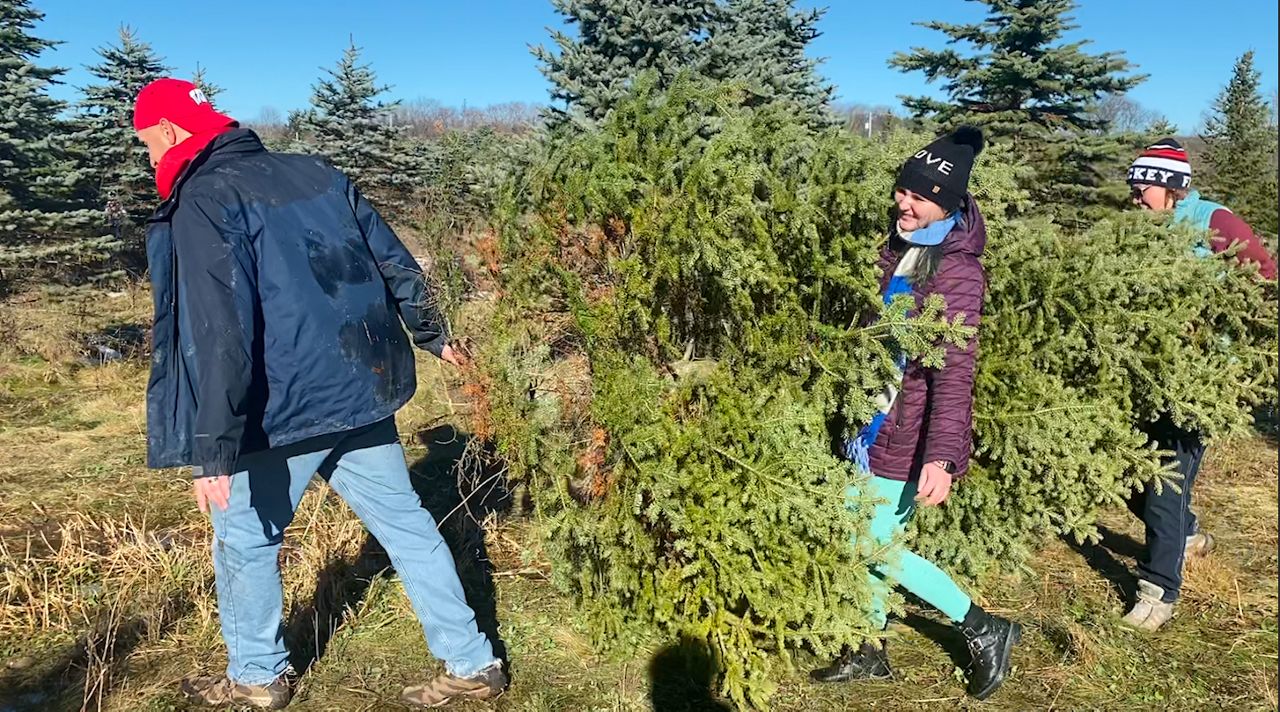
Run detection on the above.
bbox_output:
[1125,417,1207,603]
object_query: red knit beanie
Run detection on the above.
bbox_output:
[133,78,236,133]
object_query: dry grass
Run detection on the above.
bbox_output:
[0,286,151,365]
[0,481,387,711]
[0,289,1276,711]
[0,512,212,709]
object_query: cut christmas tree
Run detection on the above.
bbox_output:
[471,75,1276,708]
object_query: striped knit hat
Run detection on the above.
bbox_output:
[1126,138,1192,190]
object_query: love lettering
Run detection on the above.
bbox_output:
[914,149,953,175]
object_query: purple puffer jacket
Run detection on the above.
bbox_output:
[867,196,987,482]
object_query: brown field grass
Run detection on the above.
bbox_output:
[1,289,1275,712]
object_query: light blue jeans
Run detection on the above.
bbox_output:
[209,417,497,685]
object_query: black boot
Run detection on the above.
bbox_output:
[957,604,1021,700]
[809,640,892,683]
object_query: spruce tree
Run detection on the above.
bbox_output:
[911,203,1276,572]
[0,0,68,211]
[295,42,428,217]
[1200,51,1278,237]
[480,78,998,708]
[889,0,1144,213]
[191,62,223,104]
[71,26,169,226]
[706,0,833,123]
[478,78,1277,706]
[532,0,716,125]
[1146,118,1179,139]
[0,0,111,290]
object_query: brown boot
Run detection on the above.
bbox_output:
[400,663,509,708]
[180,674,291,709]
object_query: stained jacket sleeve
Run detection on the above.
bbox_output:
[172,192,259,479]
[344,177,449,356]
[921,253,985,476]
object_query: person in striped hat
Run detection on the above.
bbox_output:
[1119,138,1276,632]
[1126,138,1275,277]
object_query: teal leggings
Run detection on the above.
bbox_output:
[846,475,972,628]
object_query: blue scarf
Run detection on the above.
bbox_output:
[899,213,958,247]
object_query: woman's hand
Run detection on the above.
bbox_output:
[915,461,954,506]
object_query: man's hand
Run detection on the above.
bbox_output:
[440,343,470,368]
[193,473,232,513]
[915,461,954,507]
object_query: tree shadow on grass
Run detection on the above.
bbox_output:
[648,635,732,712]
[1253,402,1279,442]
[407,425,512,673]
[1063,526,1142,605]
[897,608,972,673]
[1094,524,1144,561]
[79,321,151,365]
[285,532,390,676]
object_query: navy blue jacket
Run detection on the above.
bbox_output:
[145,129,445,477]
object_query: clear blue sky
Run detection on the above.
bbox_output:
[33,0,1278,133]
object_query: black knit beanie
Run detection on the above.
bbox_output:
[896,126,985,213]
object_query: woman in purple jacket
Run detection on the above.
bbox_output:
[810,127,1021,700]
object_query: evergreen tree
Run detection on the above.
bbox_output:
[889,0,1145,212]
[71,25,169,225]
[532,0,716,125]
[1200,51,1278,236]
[478,78,1277,706]
[270,108,310,153]
[706,0,833,123]
[481,77,1001,708]
[1146,117,1179,138]
[914,205,1277,573]
[295,42,428,217]
[0,0,111,290]
[191,62,223,104]
[0,0,68,211]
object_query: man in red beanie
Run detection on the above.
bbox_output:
[134,78,507,709]
[133,79,238,197]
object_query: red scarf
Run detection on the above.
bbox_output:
[155,127,234,199]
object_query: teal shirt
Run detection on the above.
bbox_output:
[1175,191,1235,354]
[1172,190,1228,258]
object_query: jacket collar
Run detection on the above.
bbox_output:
[148,129,267,222]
